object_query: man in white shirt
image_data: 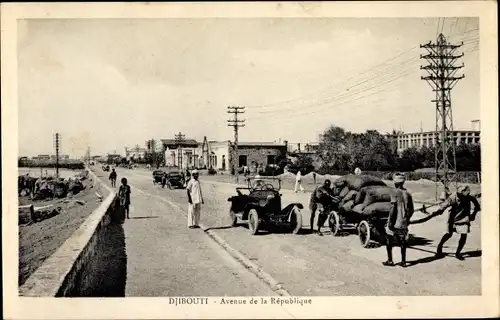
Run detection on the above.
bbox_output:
[294,170,304,193]
[186,169,204,229]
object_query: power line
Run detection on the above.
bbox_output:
[174,132,186,171]
[421,33,464,199]
[247,45,419,110]
[227,106,245,183]
[247,57,420,120]
[53,133,60,180]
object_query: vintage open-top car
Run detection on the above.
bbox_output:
[164,171,186,189]
[152,169,165,185]
[227,176,304,235]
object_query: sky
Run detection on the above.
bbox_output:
[18,18,479,158]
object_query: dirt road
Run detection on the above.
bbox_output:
[98,167,481,296]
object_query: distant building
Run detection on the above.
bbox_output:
[161,138,200,168]
[125,147,147,161]
[33,154,50,160]
[196,138,287,171]
[50,155,69,160]
[392,129,480,153]
[286,141,320,154]
[160,137,288,171]
[107,154,122,163]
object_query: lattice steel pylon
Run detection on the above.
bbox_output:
[420,33,464,200]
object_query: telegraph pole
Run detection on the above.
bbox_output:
[151,139,157,167]
[421,33,464,200]
[227,106,245,183]
[53,133,60,179]
[174,132,186,171]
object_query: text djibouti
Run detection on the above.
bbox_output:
[169,297,209,306]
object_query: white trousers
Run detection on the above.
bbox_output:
[294,180,304,192]
[188,203,202,227]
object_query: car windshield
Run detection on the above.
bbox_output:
[247,177,280,190]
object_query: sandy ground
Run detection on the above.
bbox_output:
[18,176,109,286]
[105,167,481,296]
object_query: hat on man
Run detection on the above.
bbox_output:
[457,185,470,195]
[191,169,199,175]
[393,173,406,184]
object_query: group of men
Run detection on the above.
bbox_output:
[309,172,481,267]
[109,164,481,266]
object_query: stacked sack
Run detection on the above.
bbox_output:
[333,174,394,218]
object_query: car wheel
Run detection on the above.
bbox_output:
[290,206,302,235]
[229,209,238,227]
[328,210,341,236]
[248,209,259,235]
[358,220,371,248]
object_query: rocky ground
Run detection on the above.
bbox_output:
[18,173,109,286]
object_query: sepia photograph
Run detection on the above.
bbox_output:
[2,2,498,319]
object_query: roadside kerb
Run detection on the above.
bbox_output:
[130,186,291,297]
[19,168,115,297]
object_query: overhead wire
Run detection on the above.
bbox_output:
[246,57,420,119]
[246,45,419,110]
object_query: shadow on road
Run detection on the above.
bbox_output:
[130,216,160,220]
[205,226,234,231]
[64,204,128,297]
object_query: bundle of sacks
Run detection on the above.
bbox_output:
[333,174,394,218]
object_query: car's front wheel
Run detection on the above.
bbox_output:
[290,206,302,235]
[229,209,238,227]
[248,209,259,235]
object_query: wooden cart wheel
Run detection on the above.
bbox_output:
[290,206,302,235]
[229,209,238,227]
[358,220,371,248]
[328,210,341,236]
[248,209,259,235]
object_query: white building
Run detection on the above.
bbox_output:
[161,138,200,169]
[125,146,147,161]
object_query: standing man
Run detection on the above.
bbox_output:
[186,169,204,229]
[118,177,131,220]
[383,173,414,268]
[309,179,340,236]
[433,185,481,260]
[109,168,117,188]
[295,170,305,193]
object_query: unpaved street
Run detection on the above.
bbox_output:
[99,167,481,296]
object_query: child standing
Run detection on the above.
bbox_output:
[118,177,131,219]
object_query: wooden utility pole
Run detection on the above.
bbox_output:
[227,106,245,183]
[421,33,464,200]
[53,133,60,179]
[174,132,186,171]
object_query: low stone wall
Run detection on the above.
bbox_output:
[19,170,126,297]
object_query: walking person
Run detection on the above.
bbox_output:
[309,179,340,236]
[432,185,481,260]
[118,177,131,220]
[383,173,414,268]
[186,169,204,229]
[109,168,117,188]
[294,170,305,193]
